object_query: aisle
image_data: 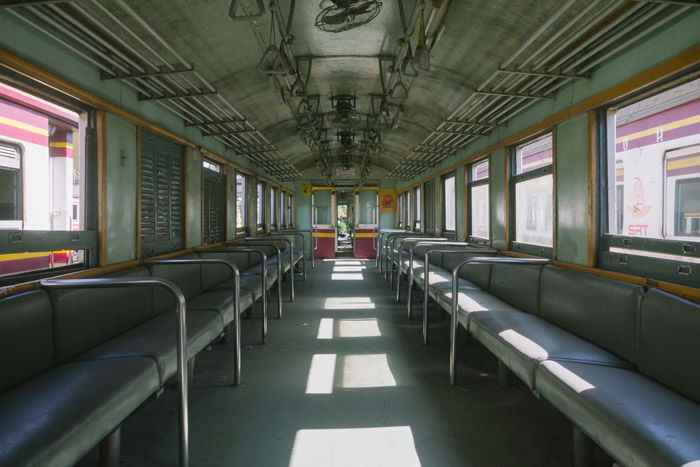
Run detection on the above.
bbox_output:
[113,259,571,466]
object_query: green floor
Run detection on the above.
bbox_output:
[99,259,575,466]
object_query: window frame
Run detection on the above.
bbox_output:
[413,185,421,231]
[270,185,278,230]
[467,157,491,245]
[256,180,265,231]
[442,171,456,234]
[509,132,554,257]
[598,76,700,287]
[0,141,23,229]
[397,192,404,228]
[235,171,248,237]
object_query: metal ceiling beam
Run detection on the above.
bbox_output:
[202,128,257,137]
[138,90,218,102]
[443,120,502,129]
[433,129,489,136]
[185,118,247,127]
[497,67,591,79]
[473,89,553,99]
[101,65,193,80]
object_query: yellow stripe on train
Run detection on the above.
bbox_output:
[615,114,700,144]
[666,155,700,171]
[0,250,70,261]
[0,116,49,136]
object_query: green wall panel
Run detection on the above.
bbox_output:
[455,168,466,241]
[186,148,202,248]
[226,168,236,240]
[556,114,590,265]
[105,113,137,265]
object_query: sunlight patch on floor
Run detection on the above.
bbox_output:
[338,318,381,338]
[340,354,397,388]
[333,266,366,272]
[305,354,336,394]
[334,260,362,265]
[317,318,334,339]
[324,296,375,310]
[289,426,422,467]
[331,273,365,281]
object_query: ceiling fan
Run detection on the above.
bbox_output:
[329,95,362,127]
[315,0,383,33]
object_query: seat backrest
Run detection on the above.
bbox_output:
[639,289,700,403]
[148,259,203,313]
[48,267,154,365]
[0,290,54,393]
[441,250,497,291]
[198,251,238,291]
[489,263,545,315]
[539,266,643,365]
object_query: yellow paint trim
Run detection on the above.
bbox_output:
[312,186,334,191]
[49,141,73,149]
[521,157,552,171]
[312,233,336,237]
[0,116,48,136]
[667,155,700,170]
[355,233,377,238]
[615,114,700,144]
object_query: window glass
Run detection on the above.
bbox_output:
[272,186,278,228]
[0,81,90,278]
[235,172,248,233]
[469,158,490,241]
[288,194,294,227]
[513,134,553,248]
[608,77,700,241]
[257,181,265,228]
[443,174,456,231]
[405,191,411,228]
[414,186,421,230]
[397,194,403,227]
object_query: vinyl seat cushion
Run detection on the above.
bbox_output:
[536,360,700,467]
[434,289,518,328]
[0,357,159,467]
[469,310,633,389]
[77,309,222,384]
[188,287,255,321]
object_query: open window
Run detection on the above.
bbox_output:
[468,157,490,244]
[510,133,553,256]
[442,172,456,234]
[0,80,95,283]
[235,171,248,236]
[256,180,265,231]
[601,76,700,286]
[413,186,421,231]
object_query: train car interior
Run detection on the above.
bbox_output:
[1,1,700,466]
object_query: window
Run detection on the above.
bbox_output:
[601,77,700,285]
[424,180,435,235]
[511,133,553,254]
[202,159,225,245]
[0,81,94,282]
[140,130,184,257]
[442,172,456,232]
[257,181,265,230]
[413,186,421,231]
[0,142,21,228]
[235,172,248,235]
[397,193,403,228]
[405,190,412,229]
[271,186,278,230]
[288,193,294,227]
[468,158,490,243]
[280,191,287,228]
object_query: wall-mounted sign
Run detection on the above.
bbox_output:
[301,183,311,196]
[379,188,397,213]
[336,167,355,176]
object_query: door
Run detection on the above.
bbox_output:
[354,186,379,258]
[312,186,336,259]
